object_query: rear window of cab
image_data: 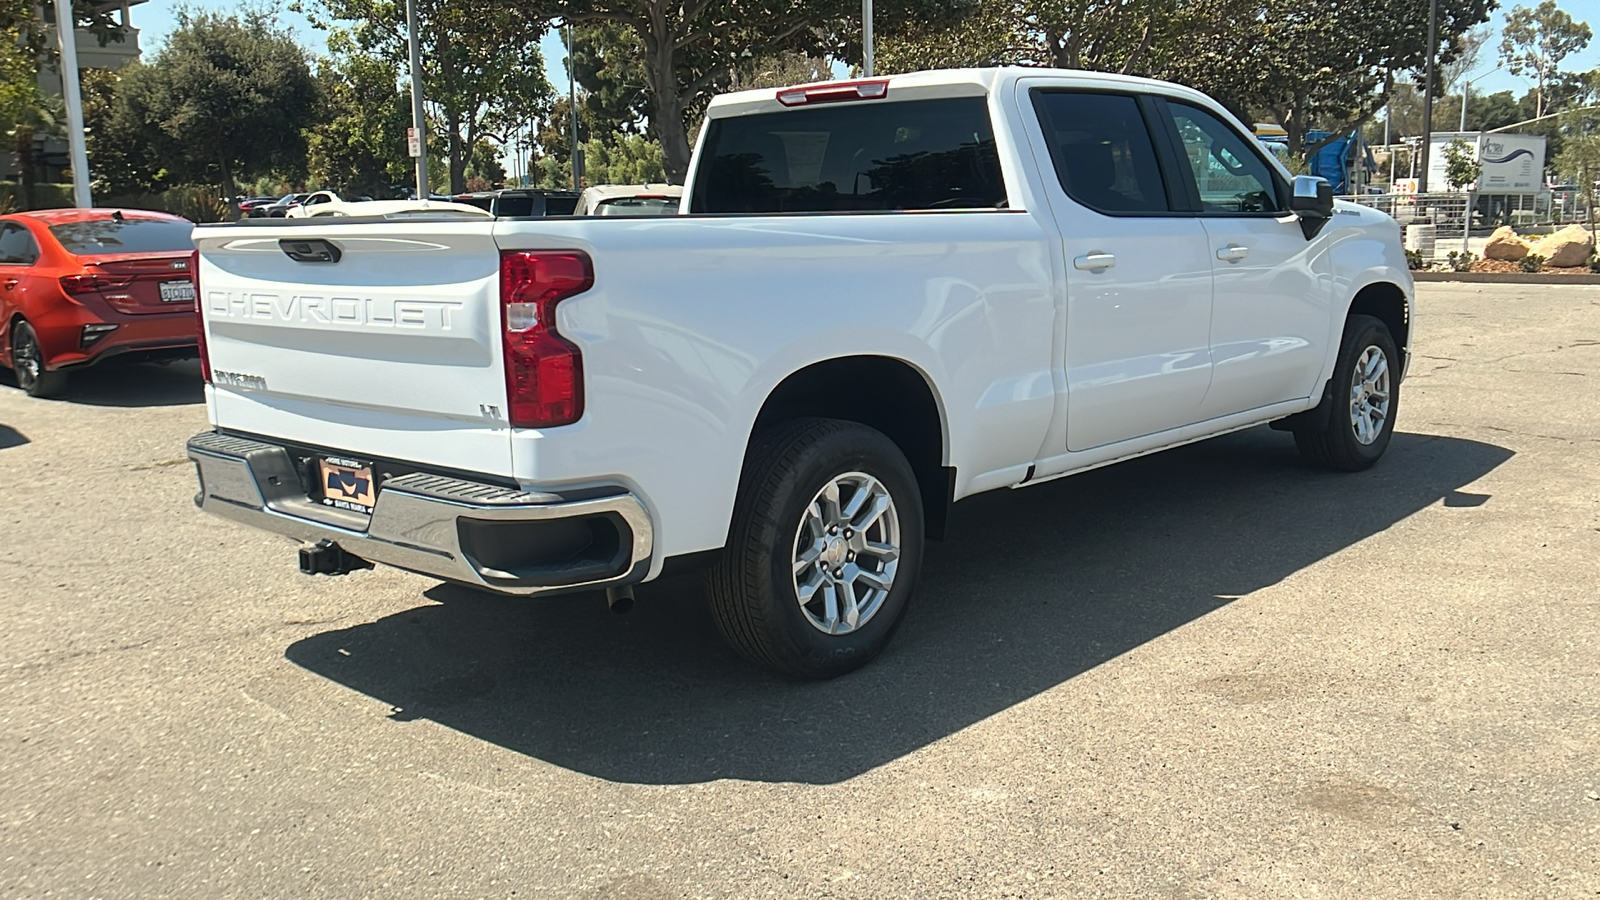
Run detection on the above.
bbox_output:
[691,96,1006,214]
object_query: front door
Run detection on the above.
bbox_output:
[1160,100,1332,420]
[1024,87,1216,452]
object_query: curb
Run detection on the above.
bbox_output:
[1412,271,1600,285]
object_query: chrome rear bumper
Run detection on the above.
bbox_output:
[186,431,653,596]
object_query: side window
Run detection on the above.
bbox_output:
[0,224,39,265]
[1167,102,1283,214]
[1031,91,1170,214]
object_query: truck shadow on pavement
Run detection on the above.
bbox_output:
[0,360,204,407]
[286,428,1512,785]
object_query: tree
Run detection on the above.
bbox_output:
[3,0,124,207]
[543,0,970,183]
[877,0,1174,75]
[1500,1,1592,119]
[580,132,667,184]
[1442,137,1480,188]
[1552,122,1600,234]
[306,33,413,198]
[297,0,554,193]
[112,11,317,199]
[1149,0,1494,157]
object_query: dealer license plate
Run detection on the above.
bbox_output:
[317,457,377,512]
[159,280,196,302]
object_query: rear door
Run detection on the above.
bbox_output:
[1156,99,1331,419]
[1022,84,1216,452]
[193,218,515,475]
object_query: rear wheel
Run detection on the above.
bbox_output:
[705,418,924,679]
[1294,314,1398,471]
[10,321,67,399]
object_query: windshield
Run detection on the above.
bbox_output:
[48,218,194,255]
[691,96,1006,213]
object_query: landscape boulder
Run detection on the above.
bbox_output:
[1483,226,1530,261]
[1530,224,1595,268]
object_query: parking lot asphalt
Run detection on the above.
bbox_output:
[2,283,1598,899]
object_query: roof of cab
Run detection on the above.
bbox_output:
[704,66,1219,119]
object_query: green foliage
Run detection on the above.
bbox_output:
[306,34,414,198]
[580,133,667,185]
[109,10,319,198]
[296,0,552,193]
[1150,0,1494,156]
[571,23,652,137]
[1519,252,1547,273]
[1553,130,1600,231]
[1446,250,1477,272]
[1500,0,1592,118]
[1405,248,1426,270]
[878,0,1172,75]
[1443,138,1481,190]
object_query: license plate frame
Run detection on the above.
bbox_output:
[316,456,377,513]
[159,280,196,303]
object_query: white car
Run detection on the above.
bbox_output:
[284,191,343,218]
[577,183,683,216]
[188,68,1412,678]
[298,199,492,219]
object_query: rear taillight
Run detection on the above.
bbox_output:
[776,79,889,107]
[58,271,134,294]
[191,249,211,383]
[500,250,592,428]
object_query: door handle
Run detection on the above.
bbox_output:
[2,279,17,290]
[1216,244,1250,262]
[1073,252,1116,272]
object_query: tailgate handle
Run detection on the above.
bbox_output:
[279,238,342,264]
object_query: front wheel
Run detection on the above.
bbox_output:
[705,418,924,679]
[10,321,67,399]
[1294,314,1399,471]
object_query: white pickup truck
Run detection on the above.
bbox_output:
[187,68,1412,678]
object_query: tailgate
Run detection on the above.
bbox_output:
[192,220,513,476]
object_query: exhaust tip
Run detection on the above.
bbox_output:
[605,585,635,615]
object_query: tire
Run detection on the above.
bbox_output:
[10,321,67,399]
[1294,314,1399,471]
[705,418,925,679]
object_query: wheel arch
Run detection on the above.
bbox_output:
[1347,280,1410,361]
[749,355,954,539]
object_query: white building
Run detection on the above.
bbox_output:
[5,0,147,184]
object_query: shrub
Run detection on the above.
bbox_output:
[1446,251,1477,273]
[1588,252,1600,274]
[1519,253,1546,274]
[1405,248,1426,270]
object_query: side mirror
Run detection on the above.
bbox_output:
[1291,175,1334,238]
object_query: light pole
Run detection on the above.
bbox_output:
[1417,0,1439,193]
[1460,64,1506,132]
[567,22,580,192]
[53,0,92,208]
[405,0,428,199]
[862,0,874,77]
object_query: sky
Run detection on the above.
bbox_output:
[132,0,1600,111]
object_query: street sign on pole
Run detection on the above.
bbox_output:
[53,0,93,209]
[405,0,429,200]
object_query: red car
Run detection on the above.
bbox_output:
[0,208,198,397]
